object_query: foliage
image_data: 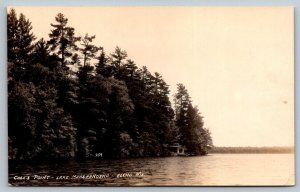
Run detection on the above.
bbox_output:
[48,13,80,68]
[174,84,213,155]
[8,9,213,160]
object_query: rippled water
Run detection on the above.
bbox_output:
[9,154,294,186]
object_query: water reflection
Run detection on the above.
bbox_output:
[9,154,294,186]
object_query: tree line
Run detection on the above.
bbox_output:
[8,9,213,160]
[210,146,294,154]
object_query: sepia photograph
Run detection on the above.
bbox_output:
[7,6,294,186]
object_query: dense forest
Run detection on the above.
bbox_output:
[8,9,213,160]
[210,146,294,154]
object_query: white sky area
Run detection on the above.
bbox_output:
[10,6,294,147]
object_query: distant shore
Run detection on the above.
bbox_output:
[210,146,294,154]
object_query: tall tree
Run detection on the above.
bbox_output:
[185,104,204,154]
[31,38,61,71]
[79,34,99,67]
[48,13,80,69]
[17,13,36,65]
[95,48,111,77]
[174,83,191,143]
[7,9,35,80]
[32,38,50,65]
[110,46,128,78]
[186,105,213,155]
[7,9,19,64]
[150,72,174,144]
[77,34,99,84]
[174,84,191,118]
[174,84,213,155]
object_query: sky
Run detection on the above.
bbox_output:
[10,6,294,147]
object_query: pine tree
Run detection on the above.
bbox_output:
[174,83,191,143]
[150,72,174,144]
[7,9,19,63]
[186,105,213,155]
[123,59,138,80]
[174,84,213,155]
[77,34,99,84]
[17,13,36,64]
[79,34,99,67]
[110,46,128,78]
[95,47,111,77]
[32,38,50,65]
[7,9,35,80]
[48,13,80,69]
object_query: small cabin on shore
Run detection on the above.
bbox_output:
[169,144,187,156]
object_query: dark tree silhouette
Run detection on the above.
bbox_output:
[48,13,80,69]
[79,34,100,67]
[174,84,212,155]
[8,10,213,160]
[8,9,35,81]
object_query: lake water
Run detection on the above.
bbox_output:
[9,153,294,186]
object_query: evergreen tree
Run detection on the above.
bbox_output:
[79,34,99,67]
[7,9,35,80]
[32,38,49,65]
[150,72,174,144]
[186,105,213,155]
[174,84,213,155]
[17,13,36,64]
[95,47,111,77]
[47,14,81,113]
[110,46,128,78]
[174,83,191,143]
[77,33,99,84]
[123,59,138,80]
[185,104,204,155]
[48,13,80,69]
[7,9,19,64]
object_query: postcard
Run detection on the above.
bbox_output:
[8,6,294,186]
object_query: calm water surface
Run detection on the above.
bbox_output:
[9,154,294,186]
